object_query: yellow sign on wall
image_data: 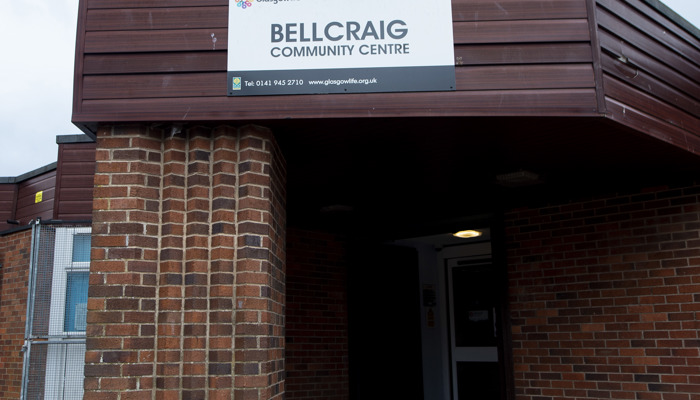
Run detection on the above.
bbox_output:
[35,191,43,203]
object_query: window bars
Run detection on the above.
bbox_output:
[22,221,90,400]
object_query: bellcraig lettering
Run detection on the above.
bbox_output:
[271,20,408,43]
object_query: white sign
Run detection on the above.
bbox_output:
[227,0,456,96]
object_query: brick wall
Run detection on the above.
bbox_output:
[286,228,349,399]
[0,229,31,399]
[85,124,286,400]
[506,183,700,400]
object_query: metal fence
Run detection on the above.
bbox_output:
[22,221,90,400]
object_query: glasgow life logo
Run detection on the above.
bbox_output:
[236,0,300,9]
[232,77,242,90]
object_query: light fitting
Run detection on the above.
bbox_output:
[452,230,482,239]
[496,170,541,187]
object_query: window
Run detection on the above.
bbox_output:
[64,271,89,332]
[71,233,91,263]
[23,224,91,400]
[44,227,90,399]
[48,228,91,337]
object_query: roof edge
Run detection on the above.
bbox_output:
[56,133,95,144]
[0,162,58,184]
[642,0,700,39]
[0,224,32,237]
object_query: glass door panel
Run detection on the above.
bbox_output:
[447,256,502,400]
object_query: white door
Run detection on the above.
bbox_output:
[446,250,503,399]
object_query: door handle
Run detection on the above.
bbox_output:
[493,307,497,338]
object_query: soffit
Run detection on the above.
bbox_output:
[271,116,700,231]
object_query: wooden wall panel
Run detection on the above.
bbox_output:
[84,29,227,53]
[604,75,700,135]
[58,145,97,163]
[82,20,591,54]
[453,20,590,44]
[84,44,591,76]
[82,65,596,100]
[0,186,17,207]
[451,0,587,22]
[87,0,586,18]
[457,65,595,91]
[14,172,56,223]
[74,0,600,126]
[594,0,700,154]
[606,98,700,154]
[455,43,593,66]
[83,52,226,74]
[56,200,94,220]
[54,142,96,221]
[622,0,700,52]
[88,0,226,8]
[78,89,599,121]
[0,140,95,229]
[86,7,227,31]
[83,73,226,99]
[601,51,700,117]
[597,0,699,65]
[597,8,699,82]
[0,185,18,230]
[599,30,700,101]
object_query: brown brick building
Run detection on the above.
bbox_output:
[2,0,700,399]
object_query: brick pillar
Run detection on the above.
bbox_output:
[85,124,286,400]
[233,127,286,399]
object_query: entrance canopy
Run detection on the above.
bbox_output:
[71,0,700,230]
[274,115,700,232]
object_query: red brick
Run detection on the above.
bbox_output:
[506,183,700,400]
[85,125,288,400]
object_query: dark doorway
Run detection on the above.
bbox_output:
[348,244,424,399]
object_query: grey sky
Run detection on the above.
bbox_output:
[0,0,698,177]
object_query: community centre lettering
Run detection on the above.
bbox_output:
[270,20,410,58]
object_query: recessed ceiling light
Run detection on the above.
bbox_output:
[320,204,354,213]
[496,170,541,187]
[453,230,482,239]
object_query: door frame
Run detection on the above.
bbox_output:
[439,242,512,400]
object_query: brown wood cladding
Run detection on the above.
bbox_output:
[83,44,593,76]
[0,141,95,232]
[86,0,585,21]
[85,7,228,31]
[604,75,699,135]
[453,20,590,44]
[74,0,600,125]
[594,0,700,153]
[82,21,590,53]
[455,43,593,65]
[597,8,699,83]
[606,98,700,152]
[0,188,16,213]
[84,29,228,53]
[82,65,596,100]
[0,185,18,231]
[82,21,590,54]
[601,50,700,117]
[451,0,587,21]
[54,143,96,221]
[83,52,226,75]
[14,171,56,224]
[599,30,700,102]
[78,89,598,122]
[88,0,227,8]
